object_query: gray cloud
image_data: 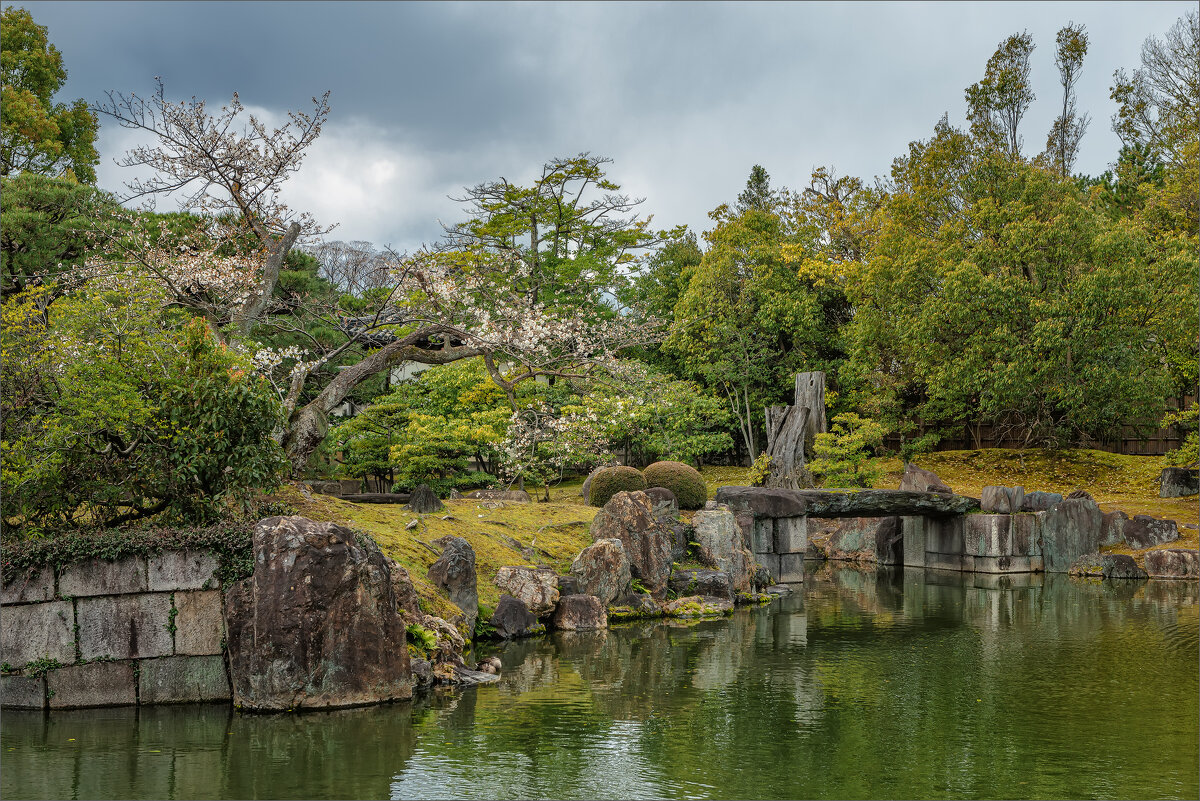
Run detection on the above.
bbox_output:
[25,0,1194,252]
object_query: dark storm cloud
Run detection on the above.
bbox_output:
[22,1,1195,252]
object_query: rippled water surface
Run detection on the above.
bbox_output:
[3,565,1197,800]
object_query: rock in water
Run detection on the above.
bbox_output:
[224,516,410,711]
[1144,549,1200,579]
[588,491,673,597]
[428,536,478,633]
[570,538,632,606]
[668,569,734,601]
[898,463,952,494]
[489,595,540,639]
[551,594,607,630]
[407,483,444,513]
[493,566,560,617]
[692,506,757,593]
[1036,498,1104,573]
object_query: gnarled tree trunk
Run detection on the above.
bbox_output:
[764,371,826,489]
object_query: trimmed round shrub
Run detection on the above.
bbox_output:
[642,461,707,510]
[587,466,647,507]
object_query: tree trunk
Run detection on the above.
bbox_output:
[764,371,826,489]
[281,326,482,475]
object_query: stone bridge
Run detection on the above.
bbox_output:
[713,487,1095,584]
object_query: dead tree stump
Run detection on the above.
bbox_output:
[764,372,827,489]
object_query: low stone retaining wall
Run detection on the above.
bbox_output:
[1,551,229,710]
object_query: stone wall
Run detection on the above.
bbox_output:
[1,551,230,710]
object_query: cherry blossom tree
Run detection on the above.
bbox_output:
[92,83,661,474]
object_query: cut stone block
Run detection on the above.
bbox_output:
[1011,514,1041,556]
[901,516,927,567]
[139,655,230,704]
[77,593,173,660]
[1,566,55,605]
[926,517,964,554]
[965,515,1013,557]
[968,555,1033,574]
[148,550,220,592]
[59,556,146,597]
[778,552,805,583]
[173,591,224,655]
[0,600,75,667]
[756,553,781,582]
[1,674,46,709]
[774,516,808,554]
[926,552,966,572]
[751,518,775,554]
[47,661,136,708]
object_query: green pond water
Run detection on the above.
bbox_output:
[3,565,1197,800]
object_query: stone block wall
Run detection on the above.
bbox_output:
[746,516,808,583]
[1,551,230,710]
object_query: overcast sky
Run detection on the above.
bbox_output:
[24,0,1194,254]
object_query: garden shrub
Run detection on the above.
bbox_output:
[642,460,707,509]
[587,466,646,507]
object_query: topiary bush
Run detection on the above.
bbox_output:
[587,466,647,507]
[642,461,707,510]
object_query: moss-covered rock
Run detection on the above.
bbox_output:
[587,466,647,507]
[643,461,707,510]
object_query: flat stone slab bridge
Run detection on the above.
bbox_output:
[714,486,1066,583]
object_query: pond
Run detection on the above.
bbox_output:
[3,565,1197,800]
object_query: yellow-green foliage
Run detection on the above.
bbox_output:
[643,461,707,509]
[587,466,647,507]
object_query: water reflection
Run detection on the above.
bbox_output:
[3,566,1196,800]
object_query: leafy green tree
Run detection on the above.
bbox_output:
[846,119,1194,449]
[2,280,286,533]
[0,5,98,182]
[735,164,778,213]
[666,172,846,460]
[0,171,123,293]
[965,31,1036,157]
[809,413,885,488]
[1043,23,1090,177]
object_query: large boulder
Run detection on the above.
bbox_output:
[551,595,607,630]
[1144,549,1200,579]
[493,566,560,617]
[691,506,756,594]
[1121,516,1180,550]
[645,487,679,518]
[1068,553,1148,580]
[489,594,541,639]
[407,484,444,513]
[713,486,808,517]
[588,491,673,596]
[1159,467,1199,498]
[427,536,479,633]
[387,559,422,620]
[981,486,1025,514]
[898,463,952,494]
[668,568,733,601]
[569,538,632,606]
[1020,491,1063,512]
[224,516,410,711]
[1036,498,1104,572]
[1100,510,1130,547]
